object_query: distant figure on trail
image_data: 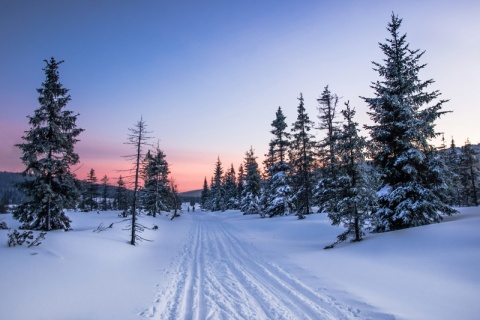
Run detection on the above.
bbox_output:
[188,207,190,212]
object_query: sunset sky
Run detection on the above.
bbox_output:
[1,0,479,192]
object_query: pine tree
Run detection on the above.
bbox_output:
[237,164,245,204]
[200,177,210,209]
[324,102,374,248]
[459,140,479,206]
[14,58,84,231]
[290,93,316,219]
[264,107,294,217]
[224,164,238,209]
[210,157,225,211]
[317,86,339,173]
[115,175,129,213]
[84,168,98,211]
[363,13,455,231]
[314,86,341,212]
[100,175,109,211]
[443,138,462,206]
[143,145,171,216]
[241,147,262,214]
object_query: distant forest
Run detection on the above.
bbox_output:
[0,171,200,209]
[0,172,29,205]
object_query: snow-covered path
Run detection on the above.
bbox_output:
[143,212,361,320]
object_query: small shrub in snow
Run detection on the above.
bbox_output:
[0,221,8,230]
[8,230,47,248]
[7,230,46,247]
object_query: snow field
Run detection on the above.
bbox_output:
[1,206,479,319]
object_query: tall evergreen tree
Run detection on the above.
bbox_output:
[237,164,245,204]
[143,145,170,217]
[316,86,339,174]
[323,102,374,248]
[444,138,462,206]
[14,58,84,231]
[459,140,479,206]
[264,107,294,217]
[210,157,225,211]
[314,86,341,212]
[290,93,316,219]
[200,177,210,209]
[241,147,262,214]
[363,13,455,231]
[224,164,238,209]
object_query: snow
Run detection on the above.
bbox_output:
[1,206,479,319]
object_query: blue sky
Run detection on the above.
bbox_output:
[1,0,479,191]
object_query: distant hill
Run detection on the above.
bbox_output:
[178,189,202,204]
[179,189,202,197]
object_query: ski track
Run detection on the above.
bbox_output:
[142,213,363,320]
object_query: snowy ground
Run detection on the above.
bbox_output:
[1,206,479,320]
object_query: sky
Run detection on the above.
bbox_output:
[1,0,479,192]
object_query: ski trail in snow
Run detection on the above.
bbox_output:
[142,213,362,320]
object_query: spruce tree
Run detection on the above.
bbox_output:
[237,164,245,204]
[224,164,238,209]
[200,177,210,210]
[115,175,129,213]
[143,145,170,216]
[316,86,339,174]
[324,102,374,248]
[363,13,455,231]
[314,86,341,212]
[14,58,84,231]
[84,168,98,211]
[241,147,262,214]
[264,107,294,217]
[210,157,225,211]
[290,93,316,219]
[459,140,479,206]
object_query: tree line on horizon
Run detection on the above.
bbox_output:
[200,13,480,248]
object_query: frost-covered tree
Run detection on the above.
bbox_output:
[323,102,374,248]
[14,58,84,231]
[290,93,316,219]
[237,164,245,204]
[241,147,262,214]
[208,157,226,211]
[263,107,294,217]
[143,145,170,217]
[444,138,462,206]
[224,164,238,209]
[459,140,479,206]
[316,86,339,173]
[363,13,455,231]
[314,86,341,212]
[200,177,210,209]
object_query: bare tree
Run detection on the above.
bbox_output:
[124,117,152,245]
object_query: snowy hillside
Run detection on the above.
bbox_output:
[1,206,479,320]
